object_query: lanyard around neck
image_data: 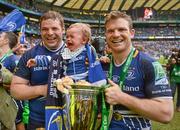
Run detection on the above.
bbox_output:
[0,50,13,63]
[109,47,135,88]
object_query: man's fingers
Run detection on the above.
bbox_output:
[108,79,116,86]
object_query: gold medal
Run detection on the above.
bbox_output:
[113,112,123,121]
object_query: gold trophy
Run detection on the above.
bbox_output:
[62,84,101,130]
[56,78,112,130]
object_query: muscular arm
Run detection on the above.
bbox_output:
[105,80,174,124]
[10,75,47,100]
[118,91,173,123]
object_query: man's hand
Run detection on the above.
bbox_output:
[105,79,123,105]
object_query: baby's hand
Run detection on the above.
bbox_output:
[100,56,110,63]
[26,59,37,68]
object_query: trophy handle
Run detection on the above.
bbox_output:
[108,105,113,126]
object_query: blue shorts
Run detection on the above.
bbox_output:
[109,116,152,130]
[15,100,24,124]
[26,118,44,130]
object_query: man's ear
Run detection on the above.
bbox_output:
[130,29,135,39]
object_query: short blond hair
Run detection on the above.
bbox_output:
[67,23,91,43]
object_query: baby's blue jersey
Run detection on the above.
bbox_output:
[103,50,172,130]
[15,44,63,124]
[65,49,87,75]
[63,48,88,81]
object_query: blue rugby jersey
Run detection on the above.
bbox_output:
[3,54,20,73]
[103,50,172,130]
[15,43,64,124]
[63,47,88,81]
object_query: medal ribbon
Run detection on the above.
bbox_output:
[109,47,135,87]
[101,47,135,130]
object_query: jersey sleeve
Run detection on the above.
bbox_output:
[142,58,172,98]
[3,55,17,73]
[1,67,13,85]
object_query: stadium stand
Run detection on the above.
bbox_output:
[0,0,179,59]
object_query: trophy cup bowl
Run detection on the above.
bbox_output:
[62,85,102,130]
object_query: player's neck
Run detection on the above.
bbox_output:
[43,42,63,52]
[112,48,131,65]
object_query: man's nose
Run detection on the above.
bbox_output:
[66,37,70,42]
[47,29,53,35]
[113,30,120,37]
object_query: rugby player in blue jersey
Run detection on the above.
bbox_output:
[0,32,26,130]
[0,32,19,130]
[104,11,174,130]
[10,11,65,130]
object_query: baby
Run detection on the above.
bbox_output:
[27,23,95,91]
[62,23,93,81]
